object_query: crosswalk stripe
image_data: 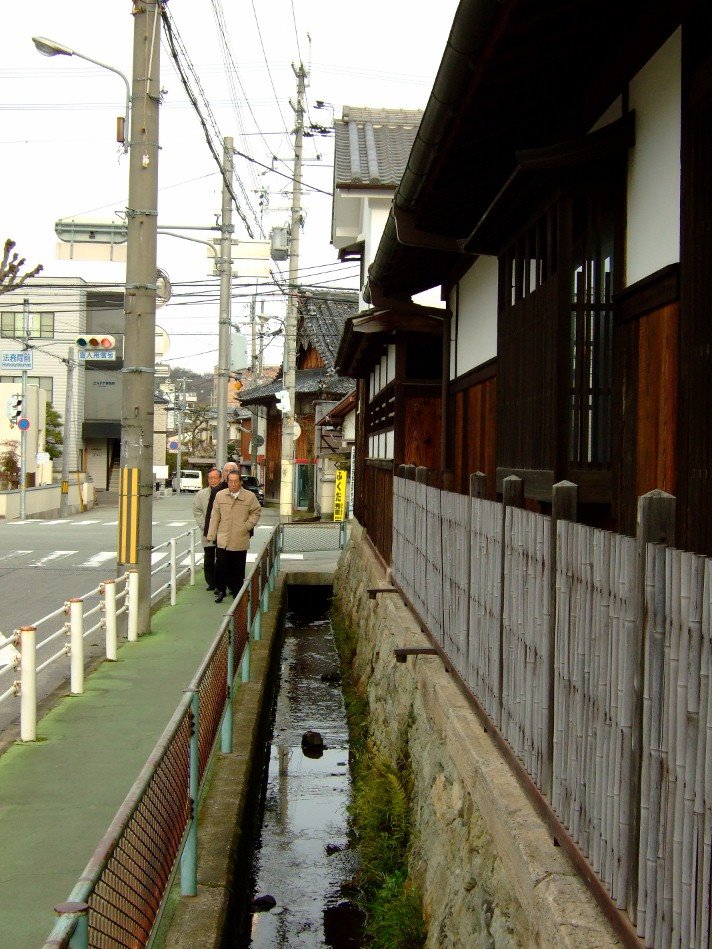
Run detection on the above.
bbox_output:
[168,521,189,527]
[151,551,169,565]
[78,551,116,568]
[0,550,32,563]
[27,550,78,567]
[72,520,100,526]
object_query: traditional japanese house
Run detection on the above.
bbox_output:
[239,290,356,509]
[336,0,712,555]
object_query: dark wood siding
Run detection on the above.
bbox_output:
[361,461,393,564]
[636,303,678,499]
[449,377,497,497]
[402,390,441,468]
[497,275,557,471]
[679,16,712,553]
[265,411,282,500]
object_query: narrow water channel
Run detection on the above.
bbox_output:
[233,586,364,948]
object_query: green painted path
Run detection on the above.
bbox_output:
[0,583,228,948]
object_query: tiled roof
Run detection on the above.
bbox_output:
[334,106,423,189]
[297,290,359,367]
[238,368,355,408]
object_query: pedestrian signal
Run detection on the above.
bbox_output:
[75,334,115,350]
[5,394,22,425]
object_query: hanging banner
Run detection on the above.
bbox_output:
[333,469,347,522]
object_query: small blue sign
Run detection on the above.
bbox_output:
[17,418,30,431]
[1,351,33,371]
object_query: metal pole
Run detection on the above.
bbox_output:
[69,598,84,694]
[127,569,139,642]
[170,535,177,606]
[279,63,307,521]
[215,137,234,469]
[220,622,234,754]
[60,347,75,518]
[103,579,117,661]
[19,626,36,742]
[181,689,199,896]
[176,376,184,488]
[20,298,29,520]
[250,295,258,476]
[117,0,161,636]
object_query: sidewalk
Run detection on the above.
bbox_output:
[0,582,227,947]
[0,505,344,947]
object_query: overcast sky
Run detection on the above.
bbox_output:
[3,0,459,372]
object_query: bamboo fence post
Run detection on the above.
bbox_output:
[403,464,416,481]
[415,465,427,485]
[628,489,676,924]
[547,481,577,799]
[500,476,523,729]
[470,471,487,499]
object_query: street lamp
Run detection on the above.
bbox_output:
[32,36,131,147]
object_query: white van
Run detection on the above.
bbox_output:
[172,469,202,493]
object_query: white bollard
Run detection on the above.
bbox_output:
[19,626,36,742]
[189,528,196,585]
[170,536,177,606]
[103,580,117,661]
[127,570,139,642]
[69,598,84,695]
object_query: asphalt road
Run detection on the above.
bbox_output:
[0,490,274,738]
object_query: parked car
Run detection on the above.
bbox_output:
[241,475,264,505]
[172,469,202,493]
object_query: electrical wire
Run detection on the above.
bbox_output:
[160,5,257,238]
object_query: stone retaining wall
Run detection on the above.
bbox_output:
[333,520,621,949]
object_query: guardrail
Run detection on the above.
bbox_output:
[0,528,204,742]
[44,525,282,948]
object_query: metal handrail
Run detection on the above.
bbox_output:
[44,526,281,948]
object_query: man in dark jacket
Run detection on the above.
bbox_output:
[207,471,262,603]
[192,467,222,590]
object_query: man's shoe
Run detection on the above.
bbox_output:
[206,585,214,591]
[214,592,225,603]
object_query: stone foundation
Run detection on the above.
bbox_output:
[333,520,621,948]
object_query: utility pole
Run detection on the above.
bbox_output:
[249,295,259,476]
[279,63,306,520]
[59,347,75,518]
[19,298,29,521]
[117,0,161,636]
[215,136,233,470]
[176,376,185,481]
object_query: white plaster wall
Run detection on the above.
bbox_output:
[0,279,87,471]
[626,29,681,286]
[451,255,498,379]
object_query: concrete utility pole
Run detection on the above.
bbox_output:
[59,347,75,518]
[215,137,234,470]
[19,298,29,521]
[279,63,307,520]
[116,0,161,636]
[176,376,185,484]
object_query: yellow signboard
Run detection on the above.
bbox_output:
[333,469,347,521]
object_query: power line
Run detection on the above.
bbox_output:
[160,5,257,238]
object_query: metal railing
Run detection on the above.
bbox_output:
[44,525,281,948]
[0,529,204,742]
[281,519,348,552]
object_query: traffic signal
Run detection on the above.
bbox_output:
[6,394,22,425]
[275,388,291,413]
[75,334,115,351]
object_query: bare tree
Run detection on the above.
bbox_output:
[0,239,43,295]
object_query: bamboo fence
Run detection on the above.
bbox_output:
[389,476,712,947]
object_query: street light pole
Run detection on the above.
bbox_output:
[116,0,161,636]
[59,346,75,518]
[32,36,130,146]
[279,63,307,520]
[215,137,234,470]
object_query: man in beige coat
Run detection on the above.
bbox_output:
[207,470,262,603]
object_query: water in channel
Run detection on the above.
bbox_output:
[233,587,364,948]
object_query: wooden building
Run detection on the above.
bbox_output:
[239,290,356,508]
[335,0,712,555]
